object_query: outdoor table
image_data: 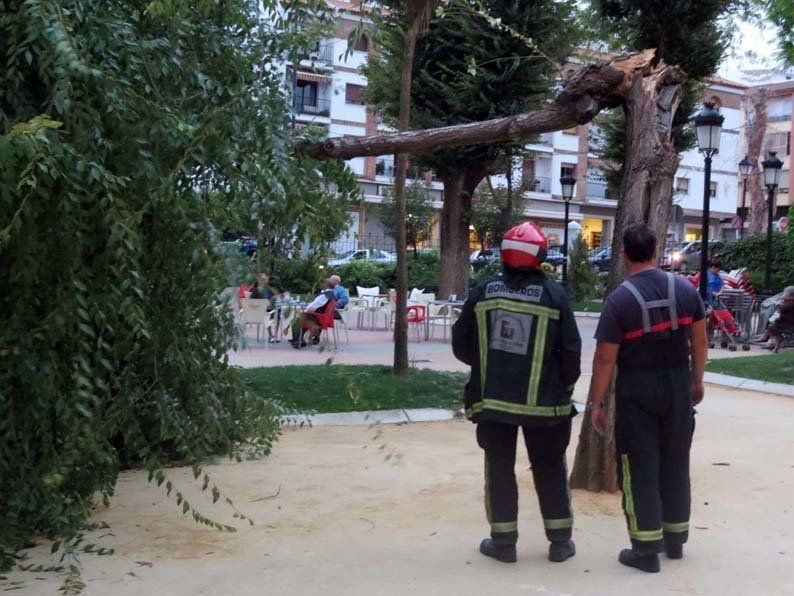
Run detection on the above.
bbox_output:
[424,300,465,341]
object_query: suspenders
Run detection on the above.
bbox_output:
[621,272,679,334]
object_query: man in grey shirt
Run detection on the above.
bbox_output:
[588,223,708,573]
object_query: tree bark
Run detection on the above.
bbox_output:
[744,88,768,234]
[570,63,686,493]
[392,19,422,377]
[300,51,659,161]
[438,168,483,298]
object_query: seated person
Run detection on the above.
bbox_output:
[330,274,349,320]
[707,260,724,306]
[292,280,336,349]
[764,287,794,353]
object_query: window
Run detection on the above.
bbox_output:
[765,131,790,156]
[350,33,369,52]
[295,81,317,106]
[560,164,576,178]
[345,83,365,105]
[675,177,689,193]
[709,181,717,198]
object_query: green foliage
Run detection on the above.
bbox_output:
[377,181,434,250]
[239,365,466,412]
[568,236,601,302]
[719,233,794,292]
[590,0,740,184]
[268,256,328,296]
[334,251,442,290]
[471,180,528,247]
[762,0,794,65]
[707,350,794,384]
[0,0,349,556]
[364,0,581,177]
[472,261,502,285]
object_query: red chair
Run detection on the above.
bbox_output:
[301,301,338,349]
[406,304,427,342]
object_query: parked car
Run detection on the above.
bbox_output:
[327,248,397,267]
[544,248,566,268]
[591,247,612,272]
[470,248,501,268]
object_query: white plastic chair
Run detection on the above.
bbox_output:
[239,298,270,342]
[356,286,380,328]
[427,303,452,341]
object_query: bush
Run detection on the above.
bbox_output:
[568,236,600,302]
[719,232,794,293]
[407,250,441,288]
[333,250,442,293]
[269,257,327,296]
[334,260,392,290]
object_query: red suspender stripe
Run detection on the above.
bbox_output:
[623,317,695,340]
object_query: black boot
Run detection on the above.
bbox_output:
[618,549,660,573]
[548,540,576,562]
[479,538,517,563]
[665,543,683,559]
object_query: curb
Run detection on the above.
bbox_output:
[574,312,601,318]
[704,372,794,398]
[284,407,463,427]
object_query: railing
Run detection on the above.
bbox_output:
[294,97,331,117]
[586,181,613,200]
[303,44,334,64]
[527,176,551,193]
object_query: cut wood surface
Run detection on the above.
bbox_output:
[301,50,665,160]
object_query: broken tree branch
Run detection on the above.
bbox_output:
[300,50,666,160]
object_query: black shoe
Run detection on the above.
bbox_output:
[311,336,320,345]
[291,340,307,349]
[548,540,576,562]
[665,543,683,559]
[479,538,517,563]
[619,549,660,573]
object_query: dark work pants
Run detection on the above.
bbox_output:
[615,367,695,555]
[476,420,573,547]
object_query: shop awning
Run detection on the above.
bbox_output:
[295,71,332,84]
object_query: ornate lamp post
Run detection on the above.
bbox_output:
[738,156,753,240]
[761,150,783,292]
[559,174,576,287]
[693,102,724,302]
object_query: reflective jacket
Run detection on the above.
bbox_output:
[452,269,582,426]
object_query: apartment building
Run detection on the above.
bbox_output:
[286,2,747,252]
[760,79,793,219]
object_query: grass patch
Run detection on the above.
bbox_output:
[572,300,603,313]
[239,365,466,413]
[707,351,794,385]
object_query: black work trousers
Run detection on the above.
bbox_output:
[476,419,573,547]
[615,366,695,555]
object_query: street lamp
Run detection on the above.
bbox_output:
[559,174,576,286]
[693,102,724,302]
[738,156,753,240]
[761,150,783,292]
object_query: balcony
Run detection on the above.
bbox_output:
[526,176,551,193]
[586,181,616,201]
[301,44,334,66]
[294,97,330,118]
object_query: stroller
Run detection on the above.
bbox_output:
[708,294,751,352]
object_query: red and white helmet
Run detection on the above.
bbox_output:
[501,222,548,270]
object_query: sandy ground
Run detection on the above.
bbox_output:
[10,383,794,596]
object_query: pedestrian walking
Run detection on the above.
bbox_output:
[588,223,708,573]
[452,222,582,564]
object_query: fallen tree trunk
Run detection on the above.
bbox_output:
[570,60,687,493]
[300,50,659,160]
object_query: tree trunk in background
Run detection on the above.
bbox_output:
[439,168,483,298]
[570,64,686,493]
[745,88,768,234]
[392,19,421,377]
[496,147,514,246]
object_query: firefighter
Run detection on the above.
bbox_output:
[452,222,582,564]
[588,223,708,573]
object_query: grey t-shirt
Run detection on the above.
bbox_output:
[595,269,705,368]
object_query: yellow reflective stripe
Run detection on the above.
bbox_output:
[629,529,664,541]
[475,299,560,320]
[621,455,638,533]
[490,521,518,533]
[467,399,570,418]
[527,314,548,406]
[544,518,573,530]
[663,521,689,533]
[484,457,492,524]
[475,309,488,395]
